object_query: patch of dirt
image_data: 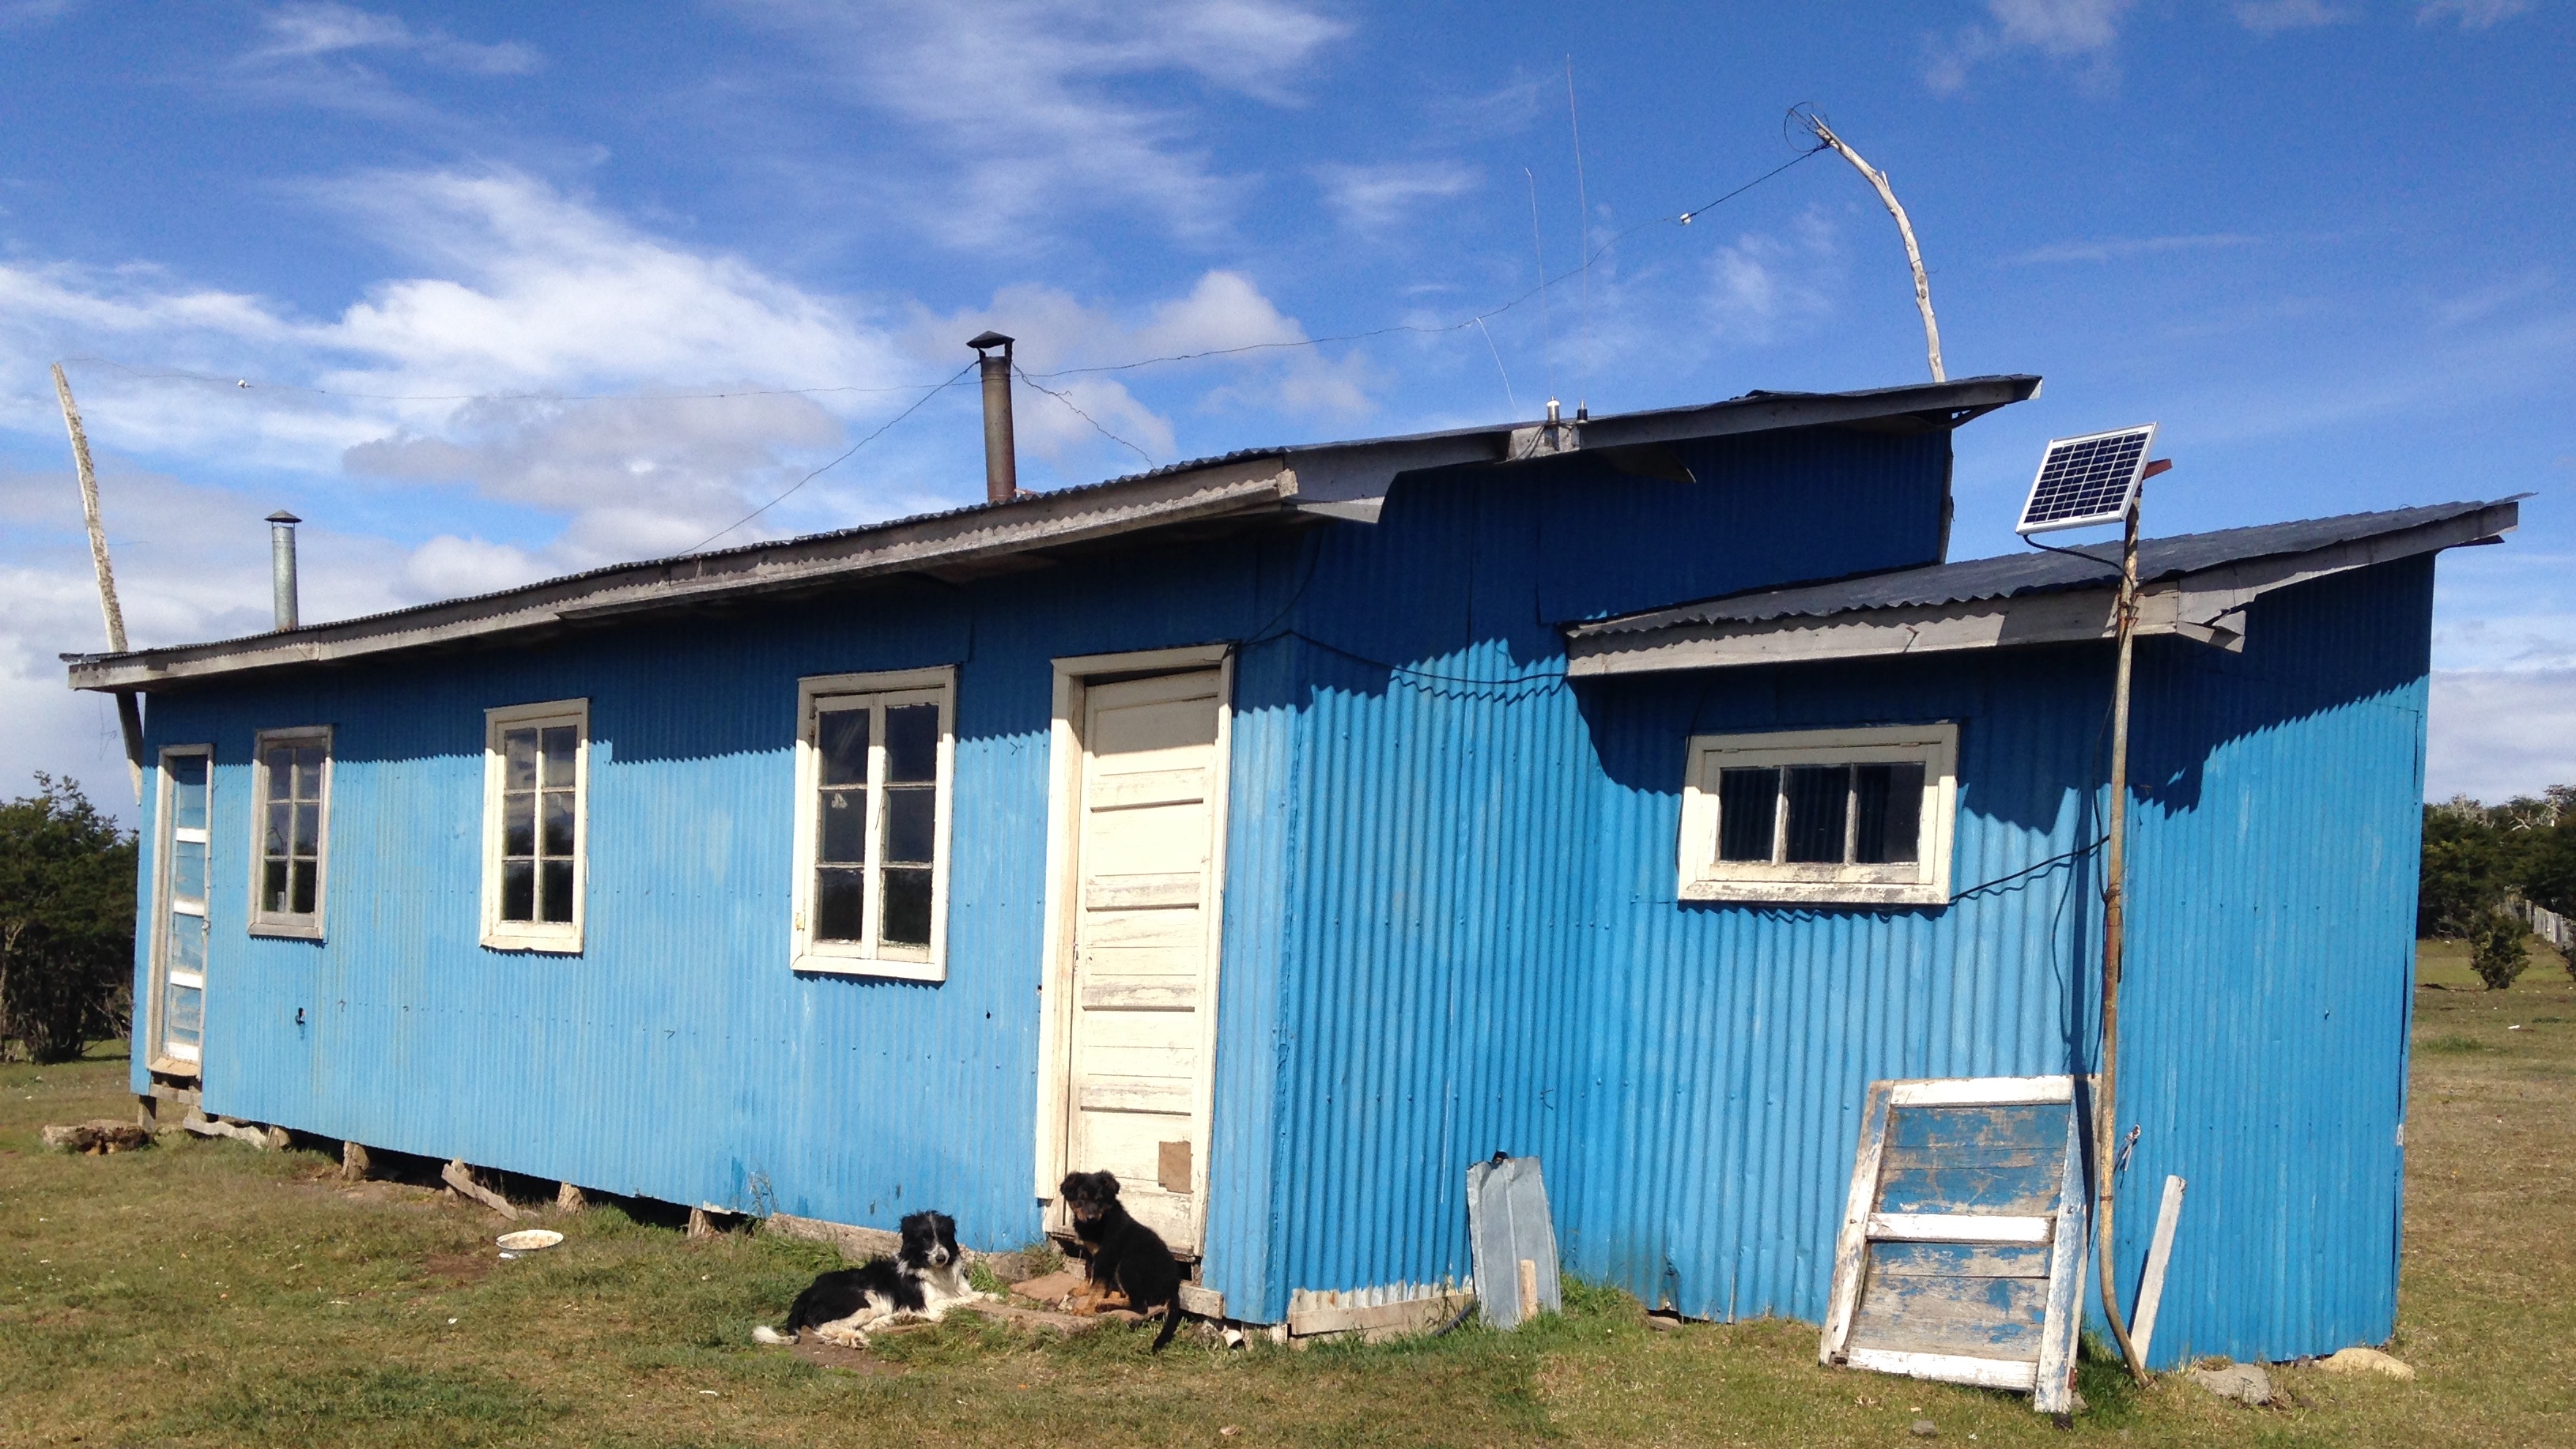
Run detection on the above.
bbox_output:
[785,1338,905,1375]
[418,1251,497,1287]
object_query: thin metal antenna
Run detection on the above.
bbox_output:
[1475,317,1520,418]
[1526,168,1556,411]
[1566,55,1591,415]
[1799,110,1944,383]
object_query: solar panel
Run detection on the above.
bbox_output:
[2015,424,2159,534]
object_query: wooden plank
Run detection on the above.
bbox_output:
[1867,1240,2051,1279]
[441,1158,519,1220]
[1884,1102,2059,1151]
[1078,977,1199,1009]
[1845,1348,2040,1392]
[1075,1077,1194,1114]
[1845,1272,2049,1360]
[1820,1080,1894,1363]
[1086,768,1207,811]
[1176,1283,1225,1319]
[1866,1213,2052,1245]
[2128,1175,2188,1366]
[2031,1086,2094,1417]
[1085,874,1203,910]
[1288,1292,1472,1340]
[1889,1077,2073,1108]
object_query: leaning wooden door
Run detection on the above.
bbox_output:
[1061,669,1225,1253]
[149,748,213,1074]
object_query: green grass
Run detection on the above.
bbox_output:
[6,949,2573,1447]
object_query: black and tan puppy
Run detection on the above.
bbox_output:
[1058,1170,1184,1352]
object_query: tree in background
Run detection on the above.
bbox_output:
[0,775,137,1062]
[2421,785,2576,987]
[2468,909,2533,991]
[2419,796,2513,938]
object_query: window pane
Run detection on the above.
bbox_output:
[885,703,938,783]
[164,980,203,1047]
[500,860,535,922]
[504,728,539,791]
[542,726,579,788]
[883,786,935,866]
[172,840,207,905]
[293,745,325,800]
[818,708,870,787]
[815,866,865,942]
[502,791,535,858]
[263,858,290,915]
[540,859,575,923]
[1717,768,1779,862]
[264,745,295,801]
[170,912,206,972]
[293,802,321,858]
[818,787,867,864]
[880,866,933,949]
[1783,764,1850,864]
[265,802,292,859]
[541,790,576,857]
[1853,763,1924,865]
[168,755,208,831]
[291,860,318,915]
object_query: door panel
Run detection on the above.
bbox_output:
[1064,669,1223,1251]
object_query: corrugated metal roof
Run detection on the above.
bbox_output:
[64,374,2038,692]
[1568,499,2519,639]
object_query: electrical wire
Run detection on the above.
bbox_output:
[1012,365,1157,468]
[682,364,975,553]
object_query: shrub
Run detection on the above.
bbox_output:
[0,775,136,1062]
[2468,909,2533,992]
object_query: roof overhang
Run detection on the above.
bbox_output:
[1564,499,2518,678]
[65,374,2041,694]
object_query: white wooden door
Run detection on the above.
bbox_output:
[1063,669,1225,1251]
[151,749,212,1072]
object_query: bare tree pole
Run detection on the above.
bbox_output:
[2092,489,2151,1387]
[1802,115,1945,383]
[51,364,145,804]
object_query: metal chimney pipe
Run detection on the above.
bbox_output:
[266,509,301,631]
[968,330,1018,503]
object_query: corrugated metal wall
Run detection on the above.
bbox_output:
[124,417,2432,1364]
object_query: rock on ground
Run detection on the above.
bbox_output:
[2318,1347,2416,1380]
[40,1120,150,1153]
[2186,1363,2275,1406]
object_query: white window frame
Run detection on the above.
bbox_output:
[1677,723,1958,907]
[149,745,213,1074]
[247,726,333,940]
[790,666,957,982]
[480,699,590,953]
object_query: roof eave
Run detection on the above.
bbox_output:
[1565,499,2518,677]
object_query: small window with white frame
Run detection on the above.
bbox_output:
[791,667,955,981]
[1678,723,1958,907]
[249,726,332,938]
[482,699,589,952]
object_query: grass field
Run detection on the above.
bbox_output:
[5,943,2570,1447]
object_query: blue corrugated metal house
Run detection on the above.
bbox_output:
[68,372,2515,1373]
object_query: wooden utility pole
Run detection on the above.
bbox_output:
[2093,489,2150,1386]
[1804,115,1946,383]
[51,364,145,803]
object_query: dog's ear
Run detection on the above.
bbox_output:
[1095,1172,1121,1198]
[1058,1172,1083,1198]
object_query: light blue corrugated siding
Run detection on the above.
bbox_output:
[128,414,2429,1362]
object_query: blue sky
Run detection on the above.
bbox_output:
[3,0,2569,816]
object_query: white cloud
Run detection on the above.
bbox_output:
[729,0,1349,243]
[2231,0,2350,33]
[2429,669,2576,801]
[251,2,539,75]
[1700,210,1840,345]
[2418,0,2533,28]
[1313,161,1481,235]
[1924,0,2133,94]
[2429,269,2556,328]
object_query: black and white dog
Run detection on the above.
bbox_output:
[1059,1171,1185,1353]
[753,1209,983,1347]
